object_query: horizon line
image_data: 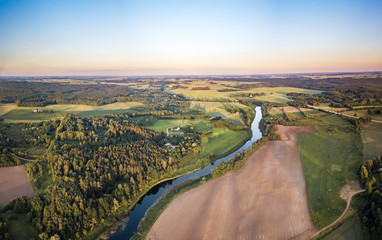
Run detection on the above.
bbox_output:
[1,70,382,78]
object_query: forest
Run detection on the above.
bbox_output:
[0,113,203,239]
[359,155,382,239]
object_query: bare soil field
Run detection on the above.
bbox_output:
[0,166,35,206]
[148,125,316,240]
[276,106,301,113]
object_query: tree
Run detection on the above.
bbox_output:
[361,165,369,180]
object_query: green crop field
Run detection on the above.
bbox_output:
[2,102,142,122]
[295,114,363,228]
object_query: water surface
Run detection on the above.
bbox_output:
[109,106,263,239]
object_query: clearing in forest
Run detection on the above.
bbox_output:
[0,166,35,206]
[148,125,316,240]
[2,102,142,122]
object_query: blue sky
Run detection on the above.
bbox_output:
[0,0,381,75]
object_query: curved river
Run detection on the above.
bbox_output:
[109,106,263,240]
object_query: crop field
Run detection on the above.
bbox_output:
[2,102,142,122]
[0,103,17,116]
[319,105,349,112]
[342,109,368,118]
[148,125,316,240]
[269,107,283,117]
[190,101,248,126]
[0,166,35,206]
[296,114,363,228]
[361,123,382,161]
[168,81,321,103]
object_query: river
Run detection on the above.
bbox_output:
[109,106,263,240]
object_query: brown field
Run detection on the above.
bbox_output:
[148,125,316,240]
[276,106,301,113]
[0,166,35,206]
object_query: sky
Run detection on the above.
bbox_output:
[0,0,382,76]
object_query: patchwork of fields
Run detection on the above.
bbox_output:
[168,80,321,103]
[2,102,142,122]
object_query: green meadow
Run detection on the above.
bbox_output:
[295,114,363,228]
[361,123,382,161]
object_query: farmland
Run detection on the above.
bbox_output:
[168,80,321,103]
[0,166,35,206]
[148,126,316,240]
[0,104,17,116]
[295,114,363,228]
[2,102,142,122]
[361,123,382,161]
[147,113,251,161]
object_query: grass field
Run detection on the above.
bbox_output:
[323,215,364,240]
[190,101,248,126]
[0,103,17,116]
[169,83,321,103]
[295,114,363,228]
[342,109,369,118]
[147,118,211,133]
[361,123,382,161]
[198,127,250,159]
[2,102,142,122]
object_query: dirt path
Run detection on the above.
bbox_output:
[0,166,35,206]
[148,125,316,240]
[309,186,365,239]
[12,153,36,162]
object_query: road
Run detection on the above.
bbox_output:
[307,105,382,124]
[309,189,365,239]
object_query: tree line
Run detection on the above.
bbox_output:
[0,113,203,239]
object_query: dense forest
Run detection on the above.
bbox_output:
[0,113,203,239]
[0,81,183,107]
[359,155,382,239]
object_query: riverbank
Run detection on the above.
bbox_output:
[88,107,262,240]
[147,125,315,240]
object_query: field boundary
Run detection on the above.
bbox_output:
[309,189,365,239]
